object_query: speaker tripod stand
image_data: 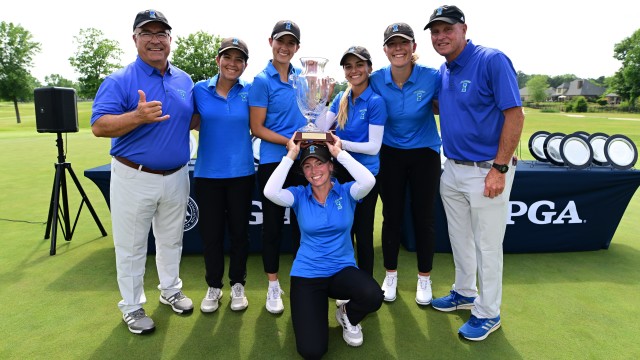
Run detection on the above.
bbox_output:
[45,133,107,255]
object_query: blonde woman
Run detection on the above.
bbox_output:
[369,23,442,306]
[318,46,387,278]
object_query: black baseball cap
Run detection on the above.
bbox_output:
[300,144,331,165]
[219,37,249,59]
[424,5,466,29]
[340,46,372,66]
[383,23,415,45]
[271,20,300,43]
[133,9,171,31]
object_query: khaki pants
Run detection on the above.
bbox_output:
[440,158,515,318]
[110,158,189,314]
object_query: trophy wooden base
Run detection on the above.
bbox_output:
[294,131,333,143]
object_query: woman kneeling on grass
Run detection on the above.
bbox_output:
[264,135,384,359]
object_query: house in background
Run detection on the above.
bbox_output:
[604,93,621,105]
[552,82,571,102]
[520,79,607,102]
[519,86,555,102]
[561,79,607,101]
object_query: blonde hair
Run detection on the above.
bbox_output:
[336,84,352,130]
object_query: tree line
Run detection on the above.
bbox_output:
[1,21,639,123]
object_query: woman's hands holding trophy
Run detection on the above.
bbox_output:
[288,132,341,161]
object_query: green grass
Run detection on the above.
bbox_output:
[1,102,640,359]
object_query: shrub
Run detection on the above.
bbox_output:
[573,96,588,112]
[565,103,574,112]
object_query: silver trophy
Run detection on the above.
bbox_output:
[291,57,333,142]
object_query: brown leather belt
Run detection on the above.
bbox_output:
[453,160,492,169]
[114,156,185,176]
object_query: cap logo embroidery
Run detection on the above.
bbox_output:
[285,21,292,30]
[436,7,444,16]
[232,38,239,45]
[309,145,317,154]
[349,46,356,52]
[149,10,157,19]
[392,24,400,33]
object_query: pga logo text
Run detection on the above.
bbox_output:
[508,200,584,225]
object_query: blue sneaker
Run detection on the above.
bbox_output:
[458,315,501,341]
[431,290,476,312]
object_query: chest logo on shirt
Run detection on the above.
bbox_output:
[460,80,471,93]
[176,89,187,99]
[240,92,248,102]
[414,90,426,102]
[359,109,367,120]
[335,197,343,210]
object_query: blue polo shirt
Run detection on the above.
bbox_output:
[91,56,194,170]
[329,86,387,175]
[248,61,306,164]
[369,63,441,151]
[288,180,358,278]
[193,75,255,179]
[437,40,522,161]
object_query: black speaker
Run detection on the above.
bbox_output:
[34,87,79,133]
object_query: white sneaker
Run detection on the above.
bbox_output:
[335,305,363,347]
[381,273,397,302]
[415,276,433,305]
[266,284,284,314]
[336,299,350,307]
[200,287,222,313]
[230,283,248,311]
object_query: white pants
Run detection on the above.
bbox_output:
[440,158,515,318]
[110,158,190,314]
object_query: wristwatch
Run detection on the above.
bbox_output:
[492,163,509,174]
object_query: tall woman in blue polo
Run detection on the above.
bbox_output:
[264,137,384,358]
[248,20,307,314]
[317,45,387,277]
[369,22,442,306]
[192,37,253,313]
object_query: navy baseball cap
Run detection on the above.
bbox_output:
[219,37,249,59]
[383,23,415,45]
[300,144,331,165]
[271,20,300,43]
[340,46,372,66]
[133,9,171,31]
[424,5,466,29]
